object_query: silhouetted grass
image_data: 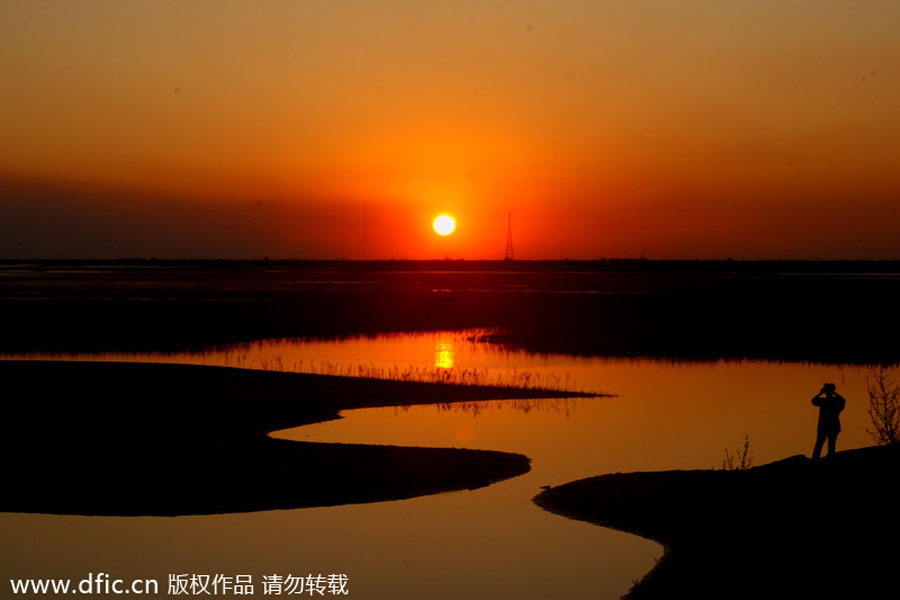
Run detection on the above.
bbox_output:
[721,434,754,470]
[1,345,591,394]
[388,396,588,417]
[214,347,588,393]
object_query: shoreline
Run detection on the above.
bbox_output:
[534,445,900,598]
[5,264,900,364]
[2,360,595,517]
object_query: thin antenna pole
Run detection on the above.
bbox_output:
[505,213,515,261]
[363,200,367,261]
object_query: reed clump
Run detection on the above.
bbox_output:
[721,434,754,471]
[217,349,584,393]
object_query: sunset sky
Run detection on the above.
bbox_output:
[2,1,899,259]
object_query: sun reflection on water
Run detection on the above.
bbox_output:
[434,337,455,369]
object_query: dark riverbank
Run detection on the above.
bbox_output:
[534,444,900,599]
[4,260,900,363]
[1,361,595,516]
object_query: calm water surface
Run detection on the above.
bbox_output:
[1,331,872,599]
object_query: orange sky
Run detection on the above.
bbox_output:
[1,1,899,259]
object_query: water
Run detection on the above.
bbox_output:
[0,331,874,599]
[1,330,579,390]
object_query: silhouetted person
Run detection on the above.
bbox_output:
[811,383,845,459]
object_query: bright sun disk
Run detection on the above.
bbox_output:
[433,215,455,236]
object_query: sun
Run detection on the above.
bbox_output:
[433,215,456,236]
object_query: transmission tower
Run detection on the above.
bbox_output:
[504,213,515,261]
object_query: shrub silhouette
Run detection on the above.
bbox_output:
[721,434,754,470]
[866,366,900,445]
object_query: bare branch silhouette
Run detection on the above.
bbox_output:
[866,366,900,445]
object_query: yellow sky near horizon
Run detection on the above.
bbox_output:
[2,1,900,259]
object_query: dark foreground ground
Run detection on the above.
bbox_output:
[1,361,594,516]
[534,445,900,599]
